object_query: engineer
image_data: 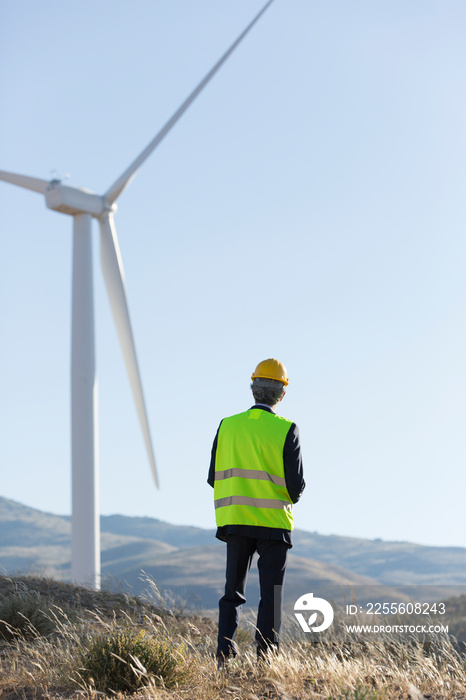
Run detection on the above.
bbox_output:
[208,358,305,665]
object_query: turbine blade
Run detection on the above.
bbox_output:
[0,170,49,194]
[104,0,275,204]
[99,211,160,488]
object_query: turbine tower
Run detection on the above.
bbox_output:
[0,0,274,589]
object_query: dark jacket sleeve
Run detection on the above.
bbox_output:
[283,423,305,503]
[207,422,222,488]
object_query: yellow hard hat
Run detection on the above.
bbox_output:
[251,358,289,386]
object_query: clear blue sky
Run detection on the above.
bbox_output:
[1,1,465,547]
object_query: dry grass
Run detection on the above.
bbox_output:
[0,576,465,699]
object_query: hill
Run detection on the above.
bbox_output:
[1,495,465,610]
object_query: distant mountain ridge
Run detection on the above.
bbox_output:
[1,496,465,609]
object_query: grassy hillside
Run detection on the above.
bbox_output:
[0,574,465,700]
[293,530,466,585]
[101,514,214,547]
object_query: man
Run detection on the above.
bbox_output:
[208,358,305,665]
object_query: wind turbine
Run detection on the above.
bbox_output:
[0,0,274,590]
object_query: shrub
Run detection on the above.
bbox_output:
[0,590,70,642]
[78,628,188,693]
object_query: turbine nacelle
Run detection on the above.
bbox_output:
[45,180,116,218]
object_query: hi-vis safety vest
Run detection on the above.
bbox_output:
[214,408,294,530]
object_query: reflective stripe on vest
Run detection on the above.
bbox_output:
[214,408,294,530]
[215,468,287,488]
[215,495,293,511]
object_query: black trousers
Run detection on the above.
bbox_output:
[217,534,289,658]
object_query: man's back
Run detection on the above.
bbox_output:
[214,407,295,530]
